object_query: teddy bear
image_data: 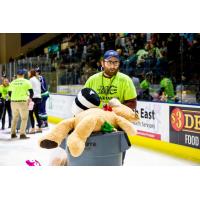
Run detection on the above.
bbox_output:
[39,93,139,158]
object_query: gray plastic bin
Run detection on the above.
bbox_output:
[65,131,131,166]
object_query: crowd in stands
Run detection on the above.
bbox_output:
[51,33,200,87]
[1,33,200,103]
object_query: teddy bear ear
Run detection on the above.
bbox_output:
[108,98,121,107]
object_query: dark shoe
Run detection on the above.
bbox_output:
[11,134,17,139]
[2,127,5,130]
[20,134,30,139]
[41,123,46,128]
[8,125,11,128]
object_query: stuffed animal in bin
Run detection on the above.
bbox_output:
[39,88,139,158]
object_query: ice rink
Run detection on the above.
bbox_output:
[0,123,198,166]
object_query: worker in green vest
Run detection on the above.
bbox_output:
[0,78,12,129]
[8,69,34,139]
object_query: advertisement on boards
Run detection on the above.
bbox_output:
[169,106,200,149]
[46,94,75,119]
[132,101,169,141]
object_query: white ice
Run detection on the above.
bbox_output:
[0,122,197,166]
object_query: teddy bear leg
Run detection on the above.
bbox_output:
[67,116,98,157]
[116,116,138,136]
[67,132,86,157]
[39,118,75,149]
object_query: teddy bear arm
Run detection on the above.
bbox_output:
[66,116,101,157]
[115,116,137,136]
[74,115,100,140]
[39,118,75,149]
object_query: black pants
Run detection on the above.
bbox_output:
[0,98,4,120]
[29,98,42,128]
[2,100,12,128]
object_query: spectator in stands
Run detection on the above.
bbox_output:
[9,69,33,139]
[35,67,50,128]
[130,72,140,88]
[96,57,103,71]
[116,48,126,73]
[115,34,121,49]
[28,69,42,133]
[123,49,137,74]
[0,78,12,129]
[136,45,149,67]
[158,73,175,102]
[146,42,162,59]
[138,72,153,101]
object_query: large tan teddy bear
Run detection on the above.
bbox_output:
[39,97,139,158]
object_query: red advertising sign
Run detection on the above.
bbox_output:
[170,106,200,149]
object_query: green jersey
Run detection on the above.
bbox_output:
[160,78,175,98]
[84,72,137,108]
[9,78,32,101]
[0,85,10,100]
[140,79,150,90]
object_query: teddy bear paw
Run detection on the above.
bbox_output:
[67,135,85,157]
[40,139,58,149]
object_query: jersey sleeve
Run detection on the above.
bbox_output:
[140,80,146,89]
[160,79,165,88]
[123,77,137,100]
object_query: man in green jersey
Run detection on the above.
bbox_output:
[8,69,34,139]
[84,50,137,109]
[84,50,137,165]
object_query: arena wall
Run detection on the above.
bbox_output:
[46,94,200,163]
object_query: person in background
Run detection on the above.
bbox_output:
[131,73,140,89]
[138,72,153,101]
[0,86,4,121]
[159,73,175,102]
[35,67,49,128]
[28,69,43,133]
[8,69,33,139]
[0,78,12,129]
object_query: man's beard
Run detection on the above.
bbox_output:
[104,69,118,77]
